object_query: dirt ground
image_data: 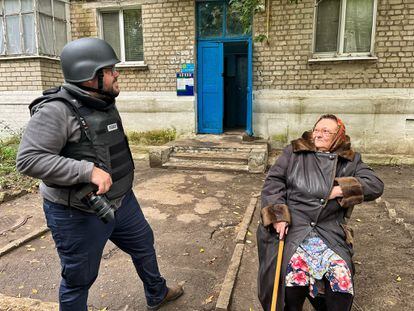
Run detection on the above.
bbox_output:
[0,162,413,311]
[232,165,414,311]
[0,160,264,311]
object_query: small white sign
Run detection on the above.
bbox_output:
[107,123,118,132]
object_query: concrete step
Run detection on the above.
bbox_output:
[170,150,249,163]
[162,158,249,172]
[173,145,266,153]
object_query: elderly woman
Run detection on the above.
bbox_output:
[257,114,384,311]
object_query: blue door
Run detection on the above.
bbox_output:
[246,39,253,135]
[197,41,224,134]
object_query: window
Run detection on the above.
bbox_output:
[197,0,252,39]
[313,0,377,58]
[100,8,144,64]
[0,0,69,57]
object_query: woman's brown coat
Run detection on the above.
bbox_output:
[257,131,384,311]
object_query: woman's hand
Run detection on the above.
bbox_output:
[329,185,343,200]
[273,221,289,240]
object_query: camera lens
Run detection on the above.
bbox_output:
[88,193,115,223]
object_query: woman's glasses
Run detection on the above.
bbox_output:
[312,128,337,137]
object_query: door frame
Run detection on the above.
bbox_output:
[196,37,253,135]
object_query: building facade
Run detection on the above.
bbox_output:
[0,0,413,155]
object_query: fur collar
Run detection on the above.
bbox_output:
[291,131,355,161]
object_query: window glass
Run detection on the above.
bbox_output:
[0,19,4,55]
[6,15,21,54]
[4,0,20,15]
[198,2,223,38]
[102,12,121,59]
[22,0,34,13]
[344,0,374,52]
[54,19,66,55]
[23,13,36,54]
[123,9,143,61]
[39,14,54,55]
[54,0,66,20]
[315,0,340,53]
[226,3,249,37]
[39,0,52,15]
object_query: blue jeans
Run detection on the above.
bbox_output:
[43,190,167,311]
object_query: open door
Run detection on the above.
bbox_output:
[197,41,224,134]
[246,39,253,135]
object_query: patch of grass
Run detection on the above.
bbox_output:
[0,135,20,175]
[127,128,176,146]
[0,134,38,193]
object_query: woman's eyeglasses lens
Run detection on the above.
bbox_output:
[313,129,336,137]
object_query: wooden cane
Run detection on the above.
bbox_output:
[270,238,285,311]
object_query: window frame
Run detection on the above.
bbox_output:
[311,0,378,61]
[0,0,70,58]
[98,5,145,67]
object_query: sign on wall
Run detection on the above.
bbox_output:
[176,72,194,96]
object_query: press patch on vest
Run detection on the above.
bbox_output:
[107,123,118,132]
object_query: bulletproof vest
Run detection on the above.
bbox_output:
[30,86,135,201]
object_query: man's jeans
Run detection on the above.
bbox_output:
[43,190,167,311]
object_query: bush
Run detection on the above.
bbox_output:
[128,129,176,146]
[0,135,20,175]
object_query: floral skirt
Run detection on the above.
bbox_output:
[285,232,354,297]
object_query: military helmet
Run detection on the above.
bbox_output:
[60,37,120,83]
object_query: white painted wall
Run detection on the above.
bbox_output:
[2,88,414,156]
[253,89,414,154]
[0,91,196,138]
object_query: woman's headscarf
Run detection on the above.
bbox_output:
[313,114,347,152]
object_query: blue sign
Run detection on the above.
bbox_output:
[181,63,195,73]
[176,72,194,96]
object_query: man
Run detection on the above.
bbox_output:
[16,37,183,311]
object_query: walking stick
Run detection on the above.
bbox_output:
[270,238,285,311]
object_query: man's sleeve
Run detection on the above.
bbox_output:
[16,101,94,186]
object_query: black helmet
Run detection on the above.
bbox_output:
[60,37,120,83]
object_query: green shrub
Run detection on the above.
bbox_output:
[128,129,176,146]
[0,135,20,175]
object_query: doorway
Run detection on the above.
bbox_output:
[223,42,248,131]
[196,0,253,135]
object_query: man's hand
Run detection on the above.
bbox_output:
[329,185,343,200]
[273,221,289,240]
[91,166,112,194]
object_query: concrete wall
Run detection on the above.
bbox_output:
[0,91,195,138]
[253,88,414,154]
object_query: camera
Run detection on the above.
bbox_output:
[75,184,115,223]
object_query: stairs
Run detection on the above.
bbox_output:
[149,133,268,173]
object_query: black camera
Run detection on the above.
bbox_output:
[75,184,115,223]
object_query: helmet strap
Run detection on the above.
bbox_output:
[97,69,104,90]
[75,69,116,99]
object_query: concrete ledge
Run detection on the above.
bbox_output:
[248,149,268,173]
[0,226,49,258]
[149,146,172,168]
[362,154,414,166]
[235,197,259,243]
[268,150,414,168]
[216,195,259,310]
[0,294,58,311]
[215,243,245,311]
